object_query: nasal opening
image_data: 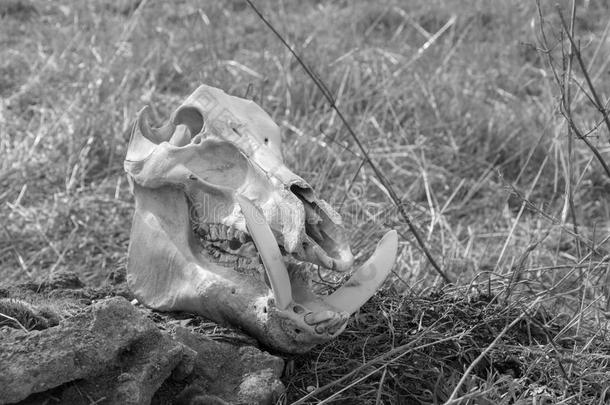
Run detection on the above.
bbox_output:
[290,184,315,203]
[290,184,351,265]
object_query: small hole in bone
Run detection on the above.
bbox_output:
[264,137,269,145]
[294,328,301,334]
[263,307,267,313]
[293,305,305,314]
[231,287,236,294]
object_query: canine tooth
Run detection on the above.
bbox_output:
[236,194,293,310]
[323,230,397,315]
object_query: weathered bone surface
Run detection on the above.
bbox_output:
[124,84,398,353]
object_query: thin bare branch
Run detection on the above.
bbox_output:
[536,2,610,180]
[557,6,610,143]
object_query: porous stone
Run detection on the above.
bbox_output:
[161,327,284,405]
[0,297,183,404]
[0,273,285,405]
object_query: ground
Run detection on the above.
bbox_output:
[1,0,609,404]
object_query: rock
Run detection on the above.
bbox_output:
[236,347,285,404]
[0,297,184,404]
[0,272,285,404]
[160,328,284,405]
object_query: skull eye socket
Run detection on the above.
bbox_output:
[173,106,204,136]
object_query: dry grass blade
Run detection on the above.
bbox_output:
[0,312,29,333]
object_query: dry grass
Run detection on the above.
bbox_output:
[283,289,610,404]
[1,0,610,403]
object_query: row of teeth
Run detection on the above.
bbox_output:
[195,221,338,275]
[194,223,265,277]
[205,246,262,274]
[195,224,254,256]
[196,223,251,244]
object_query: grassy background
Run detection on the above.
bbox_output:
[1,0,610,403]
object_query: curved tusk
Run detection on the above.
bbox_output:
[236,194,293,310]
[323,230,398,314]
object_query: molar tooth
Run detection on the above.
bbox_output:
[218,224,228,240]
[198,223,209,237]
[209,224,219,240]
[238,231,249,243]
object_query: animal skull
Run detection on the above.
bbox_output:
[124,85,398,353]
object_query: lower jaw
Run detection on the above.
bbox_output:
[192,275,340,354]
[188,242,339,353]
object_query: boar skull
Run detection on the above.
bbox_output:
[124,85,398,353]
